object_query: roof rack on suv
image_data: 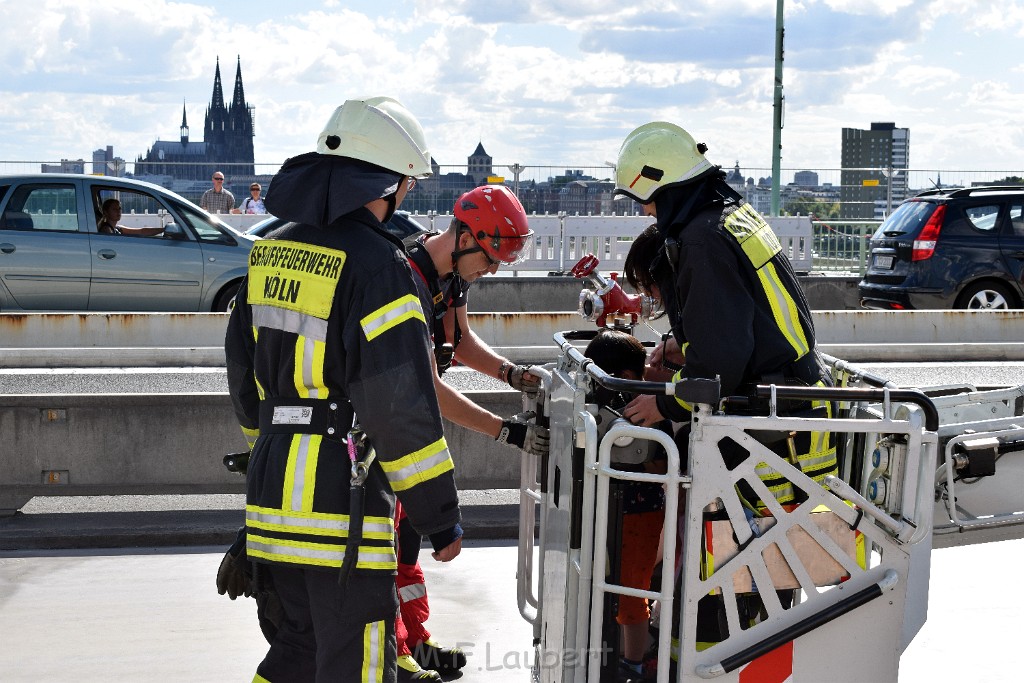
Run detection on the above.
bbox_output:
[914,185,1024,199]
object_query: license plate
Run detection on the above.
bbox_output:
[873,254,894,269]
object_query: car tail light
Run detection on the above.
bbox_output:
[912,205,945,261]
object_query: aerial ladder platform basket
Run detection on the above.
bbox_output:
[516,335,1024,683]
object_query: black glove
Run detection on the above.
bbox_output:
[216,528,252,600]
[507,364,541,396]
[496,413,549,456]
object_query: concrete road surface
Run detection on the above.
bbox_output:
[0,539,1019,682]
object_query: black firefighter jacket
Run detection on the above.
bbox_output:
[225,208,461,575]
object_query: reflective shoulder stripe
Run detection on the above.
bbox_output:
[247,240,345,318]
[379,437,455,492]
[361,293,426,341]
[722,204,782,268]
[756,262,811,358]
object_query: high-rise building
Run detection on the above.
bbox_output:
[840,122,909,219]
[135,56,255,183]
[92,146,125,176]
[794,170,819,187]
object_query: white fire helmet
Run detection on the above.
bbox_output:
[316,96,432,178]
[613,121,714,203]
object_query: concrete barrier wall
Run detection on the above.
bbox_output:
[4,307,1024,366]
[0,391,524,514]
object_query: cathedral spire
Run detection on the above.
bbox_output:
[180,100,189,145]
[231,55,246,111]
[211,56,226,111]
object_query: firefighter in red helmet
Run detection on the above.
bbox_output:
[395,184,546,681]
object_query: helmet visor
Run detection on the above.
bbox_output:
[482,229,534,266]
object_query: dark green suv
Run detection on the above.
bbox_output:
[858,186,1024,310]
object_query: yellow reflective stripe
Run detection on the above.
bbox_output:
[281,434,321,512]
[856,531,867,569]
[671,366,693,412]
[294,336,307,398]
[753,463,796,505]
[248,240,345,318]
[248,534,396,570]
[723,204,782,268]
[356,549,399,570]
[361,294,425,341]
[245,505,394,540]
[757,262,811,358]
[292,335,329,400]
[241,425,259,450]
[380,437,454,492]
[248,532,345,566]
[301,436,320,512]
[310,339,327,398]
[253,675,271,683]
[363,619,385,683]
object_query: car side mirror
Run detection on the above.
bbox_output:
[162,222,185,239]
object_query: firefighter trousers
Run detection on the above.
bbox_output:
[254,563,398,683]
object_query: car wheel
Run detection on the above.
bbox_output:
[956,281,1016,310]
[214,282,242,312]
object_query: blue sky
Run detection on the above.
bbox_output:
[1,0,1022,179]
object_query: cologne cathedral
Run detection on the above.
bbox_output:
[136,56,254,181]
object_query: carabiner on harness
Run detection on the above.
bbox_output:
[338,426,378,587]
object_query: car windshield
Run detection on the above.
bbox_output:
[872,200,936,238]
[168,198,238,244]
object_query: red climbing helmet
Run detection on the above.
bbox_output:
[454,185,533,265]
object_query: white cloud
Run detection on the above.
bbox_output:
[1,0,1023,179]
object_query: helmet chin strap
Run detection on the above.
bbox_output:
[381,192,398,223]
[450,225,485,276]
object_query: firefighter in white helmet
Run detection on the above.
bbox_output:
[614,122,836,677]
[224,96,462,683]
[395,184,547,679]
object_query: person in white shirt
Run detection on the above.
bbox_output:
[234,182,267,215]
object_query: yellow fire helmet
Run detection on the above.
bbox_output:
[317,96,432,178]
[613,122,714,203]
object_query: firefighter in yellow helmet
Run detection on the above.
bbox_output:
[614,123,837,677]
[224,96,462,683]
[615,121,836,504]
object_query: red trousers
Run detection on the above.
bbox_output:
[394,501,431,656]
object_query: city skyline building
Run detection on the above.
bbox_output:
[839,122,910,219]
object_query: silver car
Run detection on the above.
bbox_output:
[0,174,254,311]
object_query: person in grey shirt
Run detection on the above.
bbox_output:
[200,171,235,213]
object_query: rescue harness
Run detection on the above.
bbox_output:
[405,233,464,374]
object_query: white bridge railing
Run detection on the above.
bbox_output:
[122,211,815,274]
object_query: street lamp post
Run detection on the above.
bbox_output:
[507,163,524,197]
[770,0,785,217]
